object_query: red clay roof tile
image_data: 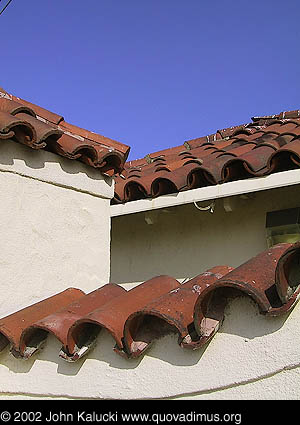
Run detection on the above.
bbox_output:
[0,88,130,175]
[64,275,180,361]
[21,283,126,360]
[0,243,299,362]
[0,288,84,359]
[121,265,234,358]
[114,109,300,203]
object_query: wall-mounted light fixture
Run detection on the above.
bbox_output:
[266,207,300,248]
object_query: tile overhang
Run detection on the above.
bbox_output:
[0,89,130,176]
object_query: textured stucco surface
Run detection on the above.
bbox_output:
[0,139,114,199]
[0,142,111,317]
[176,367,300,400]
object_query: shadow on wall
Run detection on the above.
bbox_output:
[0,140,113,186]
[111,185,300,286]
[110,199,269,286]
[0,295,291,376]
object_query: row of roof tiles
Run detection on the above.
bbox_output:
[113,110,300,203]
[0,88,130,176]
[0,243,299,362]
[2,87,300,204]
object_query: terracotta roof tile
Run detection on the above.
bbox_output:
[0,288,84,358]
[21,283,125,360]
[63,275,179,361]
[114,109,300,203]
[0,88,130,175]
[122,265,234,358]
[0,243,299,362]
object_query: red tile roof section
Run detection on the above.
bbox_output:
[113,109,300,203]
[0,288,84,358]
[20,283,126,360]
[63,275,179,361]
[0,243,299,361]
[0,88,130,175]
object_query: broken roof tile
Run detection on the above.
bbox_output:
[0,243,299,362]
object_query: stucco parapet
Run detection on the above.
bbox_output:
[0,139,114,199]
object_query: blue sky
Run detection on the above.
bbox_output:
[1,0,300,160]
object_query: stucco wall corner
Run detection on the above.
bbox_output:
[0,139,112,314]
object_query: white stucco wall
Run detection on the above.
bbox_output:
[0,140,299,400]
[0,139,112,320]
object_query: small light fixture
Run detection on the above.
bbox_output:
[266,207,300,247]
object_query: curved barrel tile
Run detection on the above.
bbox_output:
[0,92,129,175]
[120,244,300,356]
[270,137,300,167]
[65,276,180,361]
[11,94,64,125]
[0,97,36,117]
[122,266,234,358]
[0,244,299,361]
[0,110,36,144]
[20,284,126,360]
[0,288,84,359]
[189,243,300,350]
[14,112,63,148]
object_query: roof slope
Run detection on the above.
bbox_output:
[0,88,130,176]
[0,243,299,362]
[113,109,300,203]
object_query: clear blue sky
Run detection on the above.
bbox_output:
[2,0,300,160]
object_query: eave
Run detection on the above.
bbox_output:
[111,168,300,217]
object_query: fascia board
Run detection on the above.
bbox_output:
[111,169,300,217]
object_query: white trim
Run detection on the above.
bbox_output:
[111,169,300,217]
